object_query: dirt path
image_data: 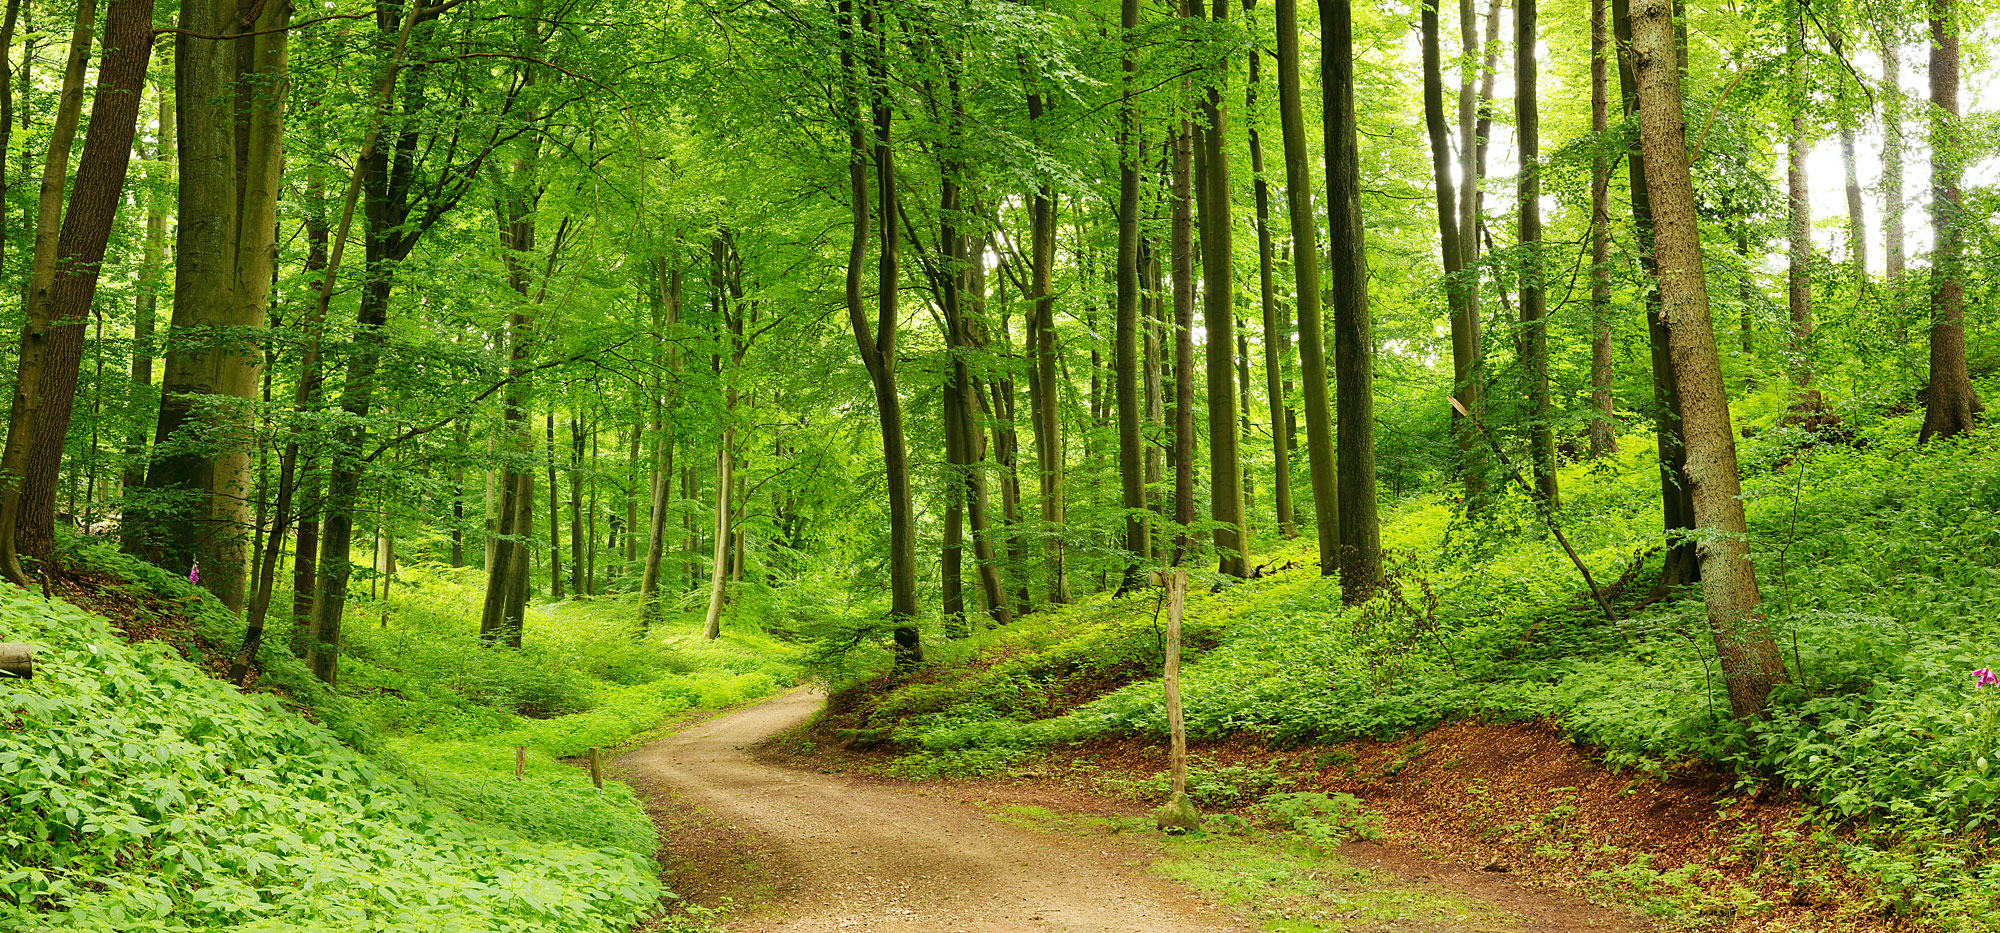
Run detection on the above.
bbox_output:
[619,688,1645,933]
[619,687,1244,932]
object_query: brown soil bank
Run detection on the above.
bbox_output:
[1045,720,1899,933]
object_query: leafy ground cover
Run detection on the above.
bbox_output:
[811,395,2000,931]
[0,544,797,932]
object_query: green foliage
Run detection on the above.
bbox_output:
[0,583,661,933]
[831,406,2000,927]
[1255,793,1384,849]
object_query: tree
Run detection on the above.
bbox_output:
[841,0,919,667]
[1917,0,1979,441]
[1516,0,1556,505]
[129,0,291,608]
[1114,0,1147,590]
[1277,0,1337,573]
[1630,0,1787,719]
[1196,0,1249,579]
[1322,0,1378,600]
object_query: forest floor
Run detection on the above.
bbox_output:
[619,688,1648,933]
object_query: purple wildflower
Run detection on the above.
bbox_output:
[189,562,201,586]
[1976,668,1997,689]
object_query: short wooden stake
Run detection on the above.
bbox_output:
[514,745,525,780]
[588,746,603,789]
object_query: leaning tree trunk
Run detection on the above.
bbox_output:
[1276,0,1337,573]
[0,0,94,585]
[1323,0,1378,601]
[1614,0,1698,592]
[14,0,156,563]
[1918,0,1979,441]
[1630,0,1786,719]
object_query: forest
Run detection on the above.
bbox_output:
[0,0,1996,927]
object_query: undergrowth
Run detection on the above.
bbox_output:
[0,544,799,931]
[824,395,2000,930]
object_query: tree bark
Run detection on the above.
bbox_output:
[1245,3,1295,540]
[12,0,155,565]
[1785,0,1813,390]
[1613,0,1698,592]
[1323,0,1378,600]
[1516,0,1557,505]
[1918,0,1979,441]
[1169,100,1196,566]
[123,90,173,498]
[0,0,95,584]
[842,0,918,664]
[1024,80,1068,604]
[546,411,564,600]
[1880,33,1904,313]
[1420,0,1475,478]
[1631,0,1786,719]
[1115,0,1148,590]
[1277,0,1337,574]
[1195,0,1249,579]
[1588,0,1616,458]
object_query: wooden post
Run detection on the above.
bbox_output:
[1155,568,1198,831]
[514,745,525,780]
[588,746,602,789]
[0,643,32,679]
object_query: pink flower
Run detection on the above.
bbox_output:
[189,562,201,586]
[1976,668,1997,689]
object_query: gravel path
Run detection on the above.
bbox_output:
[618,687,1247,933]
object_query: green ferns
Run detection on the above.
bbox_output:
[0,584,662,933]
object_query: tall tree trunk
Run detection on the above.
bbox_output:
[1450,0,1498,507]
[1323,0,1378,600]
[1839,122,1865,292]
[1245,6,1295,540]
[1630,0,1786,719]
[546,410,563,600]
[942,370,967,633]
[1785,0,1813,390]
[1169,104,1196,566]
[701,407,735,639]
[1918,0,1978,441]
[1024,81,1068,603]
[0,0,19,286]
[451,418,466,567]
[1516,0,1557,505]
[639,262,678,624]
[1588,0,1616,458]
[235,170,331,685]
[1420,0,1475,482]
[1195,0,1249,579]
[1880,33,1904,320]
[135,0,288,608]
[13,0,156,565]
[1115,0,1148,589]
[570,415,585,595]
[0,0,95,585]
[1140,235,1165,554]
[123,90,173,497]
[1613,0,1698,592]
[1277,0,1337,573]
[841,0,918,664]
